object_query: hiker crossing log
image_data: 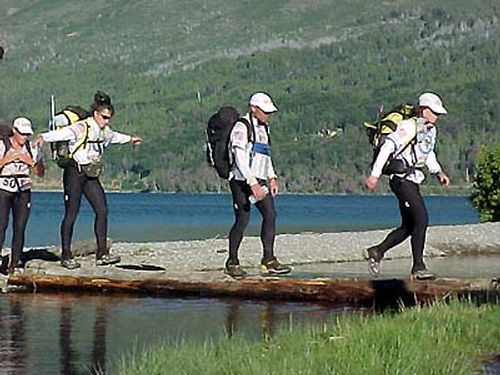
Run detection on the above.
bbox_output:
[7,274,499,305]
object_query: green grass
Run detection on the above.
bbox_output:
[117,299,500,375]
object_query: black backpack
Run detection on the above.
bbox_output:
[363,104,418,175]
[205,106,252,179]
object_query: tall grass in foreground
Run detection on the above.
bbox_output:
[118,299,499,375]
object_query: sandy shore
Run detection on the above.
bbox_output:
[92,222,500,272]
[3,221,498,295]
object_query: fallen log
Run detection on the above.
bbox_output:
[7,274,499,307]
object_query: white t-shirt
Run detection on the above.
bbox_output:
[0,141,43,192]
[229,113,277,186]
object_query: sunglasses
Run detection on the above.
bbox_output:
[98,112,112,120]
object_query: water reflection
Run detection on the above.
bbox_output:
[92,301,108,375]
[224,300,279,340]
[0,293,354,375]
[60,305,78,375]
[0,295,27,375]
[58,297,109,375]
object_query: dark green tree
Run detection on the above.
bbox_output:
[470,143,500,222]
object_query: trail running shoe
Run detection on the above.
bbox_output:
[363,246,382,277]
[223,264,247,279]
[411,269,436,280]
[96,254,121,266]
[260,260,292,275]
[61,258,81,270]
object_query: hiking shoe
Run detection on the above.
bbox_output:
[96,254,121,266]
[260,260,292,275]
[8,267,24,275]
[61,258,81,270]
[223,264,247,279]
[363,246,382,277]
[411,269,436,280]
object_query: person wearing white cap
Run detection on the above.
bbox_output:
[224,92,291,279]
[0,117,44,274]
[363,92,450,280]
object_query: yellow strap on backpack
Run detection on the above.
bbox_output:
[69,120,90,158]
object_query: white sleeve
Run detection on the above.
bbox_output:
[371,139,396,178]
[41,123,82,142]
[425,150,442,174]
[233,147,257,186]
[109,130,132,144]
[231,122,258,186]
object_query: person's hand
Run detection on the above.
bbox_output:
[269,178,279,197]
[33,135,45,148]
[19,152,35,167]
[250,183,266,201]
[130,136,142,145]
[437,171,450,187]
[4,149,21,164]
[364,175,379,191]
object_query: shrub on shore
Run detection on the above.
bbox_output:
[471,143,500,222]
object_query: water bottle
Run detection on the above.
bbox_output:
[249,185,269,204]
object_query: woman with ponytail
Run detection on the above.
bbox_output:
[35,92,141,269]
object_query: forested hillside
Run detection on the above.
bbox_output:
[1,0,499,193]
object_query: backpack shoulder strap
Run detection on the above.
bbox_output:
[2,137,11,156]
[238,117,254,143]
[25,140,33,159]
[0,138,10,173]
[70,120,90,158]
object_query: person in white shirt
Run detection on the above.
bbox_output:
[364,92,450,280]
[0,117,44,274]
[224,92,291,279]
[34,95,141,269]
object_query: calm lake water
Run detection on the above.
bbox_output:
[5,192,479,247]
[0,193,483,374]
[0,293,355,375]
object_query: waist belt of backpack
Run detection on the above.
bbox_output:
[400,142,423,179]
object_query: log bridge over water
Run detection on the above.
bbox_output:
[6,269,500,307]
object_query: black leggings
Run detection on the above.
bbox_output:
[0,189,31,269]
[377,177,428,271]
[61,163,108,260]
[228,179,276,265]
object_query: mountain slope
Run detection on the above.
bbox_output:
[1,0,499,192]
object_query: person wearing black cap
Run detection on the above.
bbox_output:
[364,92,450,280]
[0,118,43,274]
[34,94,141,269]
[224,92,292,279]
